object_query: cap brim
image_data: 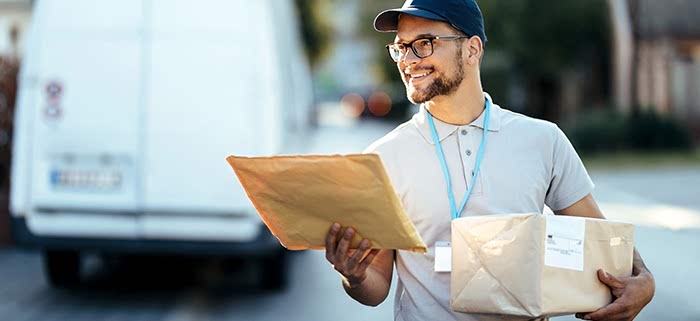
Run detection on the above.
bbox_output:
[373,8,448,32]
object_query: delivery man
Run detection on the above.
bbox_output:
[324,0,655,320]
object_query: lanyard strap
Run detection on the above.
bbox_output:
[427,96,490,220]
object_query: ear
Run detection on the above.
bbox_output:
[465,36,483,66]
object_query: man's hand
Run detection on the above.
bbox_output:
[575,269,655,321]
[557,194,655,320]
[325,223,380,288]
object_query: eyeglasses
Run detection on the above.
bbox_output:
[385,35,469,62]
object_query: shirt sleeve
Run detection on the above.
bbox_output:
[544,125,595,211]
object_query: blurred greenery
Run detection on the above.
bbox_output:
[296,1,698,153]
[480,0,611,118]
[294,0,333,69]
[357,0,611,121]
[479,0,609,79]
[566,108,693,155]
[358,0,404,84]
[582,149,700,170]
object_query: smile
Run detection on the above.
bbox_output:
[409,70,434,85]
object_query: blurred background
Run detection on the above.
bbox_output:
[0,0,698,320]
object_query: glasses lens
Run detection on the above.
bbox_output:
[413,39,433,58]
[388,44,403,61]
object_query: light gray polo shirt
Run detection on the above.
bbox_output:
[363,93,594,321]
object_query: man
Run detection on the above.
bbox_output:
[324,0,655,320]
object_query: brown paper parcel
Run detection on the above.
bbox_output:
[226,154,427,253]
[451,213,634,318]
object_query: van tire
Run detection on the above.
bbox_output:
[261,251,287,291]
[43,250,81,287]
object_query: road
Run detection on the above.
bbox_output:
[1,118,698,321]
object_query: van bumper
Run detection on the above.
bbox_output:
[11,216,284,257]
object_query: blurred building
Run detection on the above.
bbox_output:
[0,0,30,57]
[0,0,30,246]
[610,0,700,140]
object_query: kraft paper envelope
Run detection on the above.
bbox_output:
[226,154,427,253]
[451,213,634,318]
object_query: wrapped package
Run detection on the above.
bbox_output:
[451,213,634,318]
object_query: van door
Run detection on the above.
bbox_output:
[27,0,145,236]
[143,0,273,216]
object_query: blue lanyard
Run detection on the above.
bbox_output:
[427,96,490,220]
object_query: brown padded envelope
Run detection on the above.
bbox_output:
[226,154,427,253]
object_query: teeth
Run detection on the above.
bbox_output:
[412,71,432,78]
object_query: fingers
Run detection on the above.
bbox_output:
[324,223,340,263]
[581,301,627,320]
[346,239,371,270]
[358,249,381,271]
[576,270,642,321]
[598,269,625,290]
[324,225,377,281]
[335,227,355,265]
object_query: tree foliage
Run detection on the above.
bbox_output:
[356,0,611,119]
[294,0,333,69]
[479,0,610,79]
[358,0,405,84]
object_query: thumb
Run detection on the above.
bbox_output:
[597,269,624,289]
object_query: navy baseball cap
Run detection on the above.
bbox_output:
[374,0,487,44]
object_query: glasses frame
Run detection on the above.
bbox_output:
[385,35,469,62]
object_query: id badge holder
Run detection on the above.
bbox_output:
[434,241,451,273]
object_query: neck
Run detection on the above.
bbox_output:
[424,82,485,126]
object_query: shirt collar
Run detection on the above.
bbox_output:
[413,92,502,145]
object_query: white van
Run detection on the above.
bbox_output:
[9,0,312,288]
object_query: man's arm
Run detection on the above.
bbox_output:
[325,223,395,307]
[554,193,655,321]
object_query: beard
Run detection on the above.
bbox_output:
[403,47,465,104]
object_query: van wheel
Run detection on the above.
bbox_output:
[261,251,287,291]
[43,250,81,287]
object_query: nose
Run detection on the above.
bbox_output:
[400,48,420,68]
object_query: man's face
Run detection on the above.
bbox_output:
[394,15,465,104]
